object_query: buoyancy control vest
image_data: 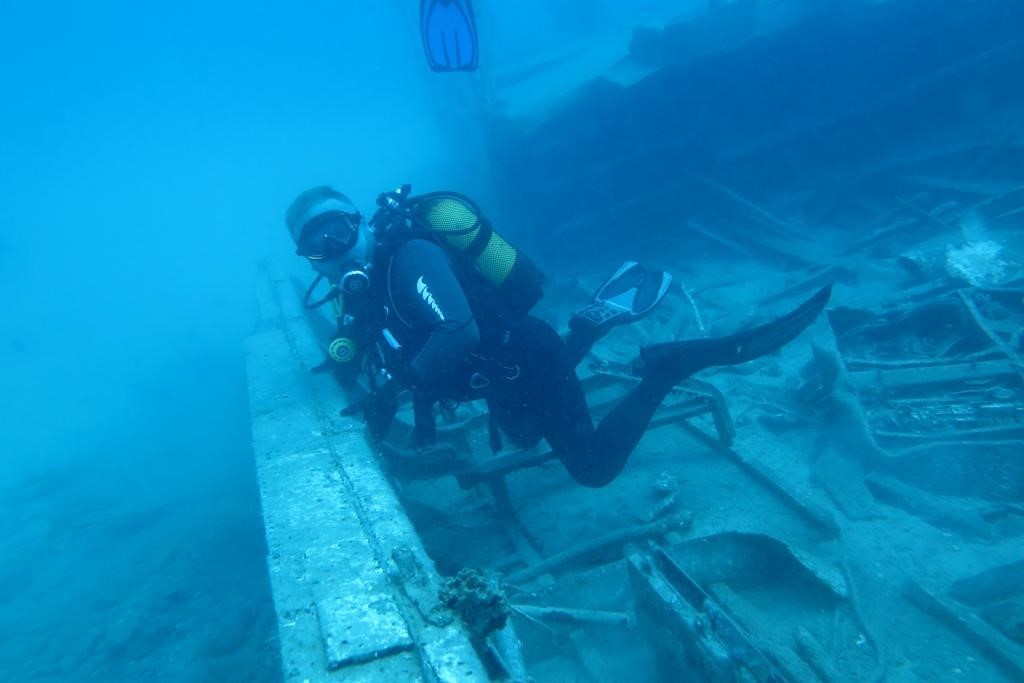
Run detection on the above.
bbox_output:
[311,185,545,391]
[370,185,545,320]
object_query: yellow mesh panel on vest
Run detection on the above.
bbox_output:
[424,197,478,250]
[423,196,517,285]
[475,232,517,284]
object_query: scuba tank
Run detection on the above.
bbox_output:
[371,185,545,317]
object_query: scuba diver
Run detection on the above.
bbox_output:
[286,185,831,488]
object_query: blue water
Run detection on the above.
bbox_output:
[0,2,450,680]
[2,1,1022,681]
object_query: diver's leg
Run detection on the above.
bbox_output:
[486,387,544,450]
[495,317,601,472]
[528,358,607,486]
[502,317,633,487]
[637,285,832,376]
[486,316,592,452]
[563,326,604,370]
[546,286,833,487]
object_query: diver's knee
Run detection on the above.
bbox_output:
[562,459,619,488]
[516,316,563,354]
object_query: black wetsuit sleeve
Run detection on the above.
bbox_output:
[388,239,480,390]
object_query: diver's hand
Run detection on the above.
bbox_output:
[362,381,402,441]
[311,357,337,374]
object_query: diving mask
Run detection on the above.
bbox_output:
[295,211,362,261]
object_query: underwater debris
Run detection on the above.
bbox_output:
[440,569,529,681]
[628,542,795,682]
[511,604,634,629]
[652,471,679,497]
[945,240,1009,287]
[680,283,708,336]
[440,567,510,642]
[793,626,841,683]
[486,621,529,683]
[980,600,1024,645]
[506,512,693,586]
[906,580,1024,682]
[645,472,681,522]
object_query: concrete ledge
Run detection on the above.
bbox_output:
[246,265,487,682]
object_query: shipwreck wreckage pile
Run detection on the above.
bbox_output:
[246,1,1024,681]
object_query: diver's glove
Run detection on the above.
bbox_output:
[361,379,403,441]
[311,355,361,386]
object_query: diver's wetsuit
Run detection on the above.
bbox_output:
[483,316,679,487]
[379,238,481,397]
[379,238,689,488]
[379,238,830,487]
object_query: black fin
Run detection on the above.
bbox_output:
[420,0,479,72]
[640,284,832,380]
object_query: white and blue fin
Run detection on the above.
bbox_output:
[571,261,672,333]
